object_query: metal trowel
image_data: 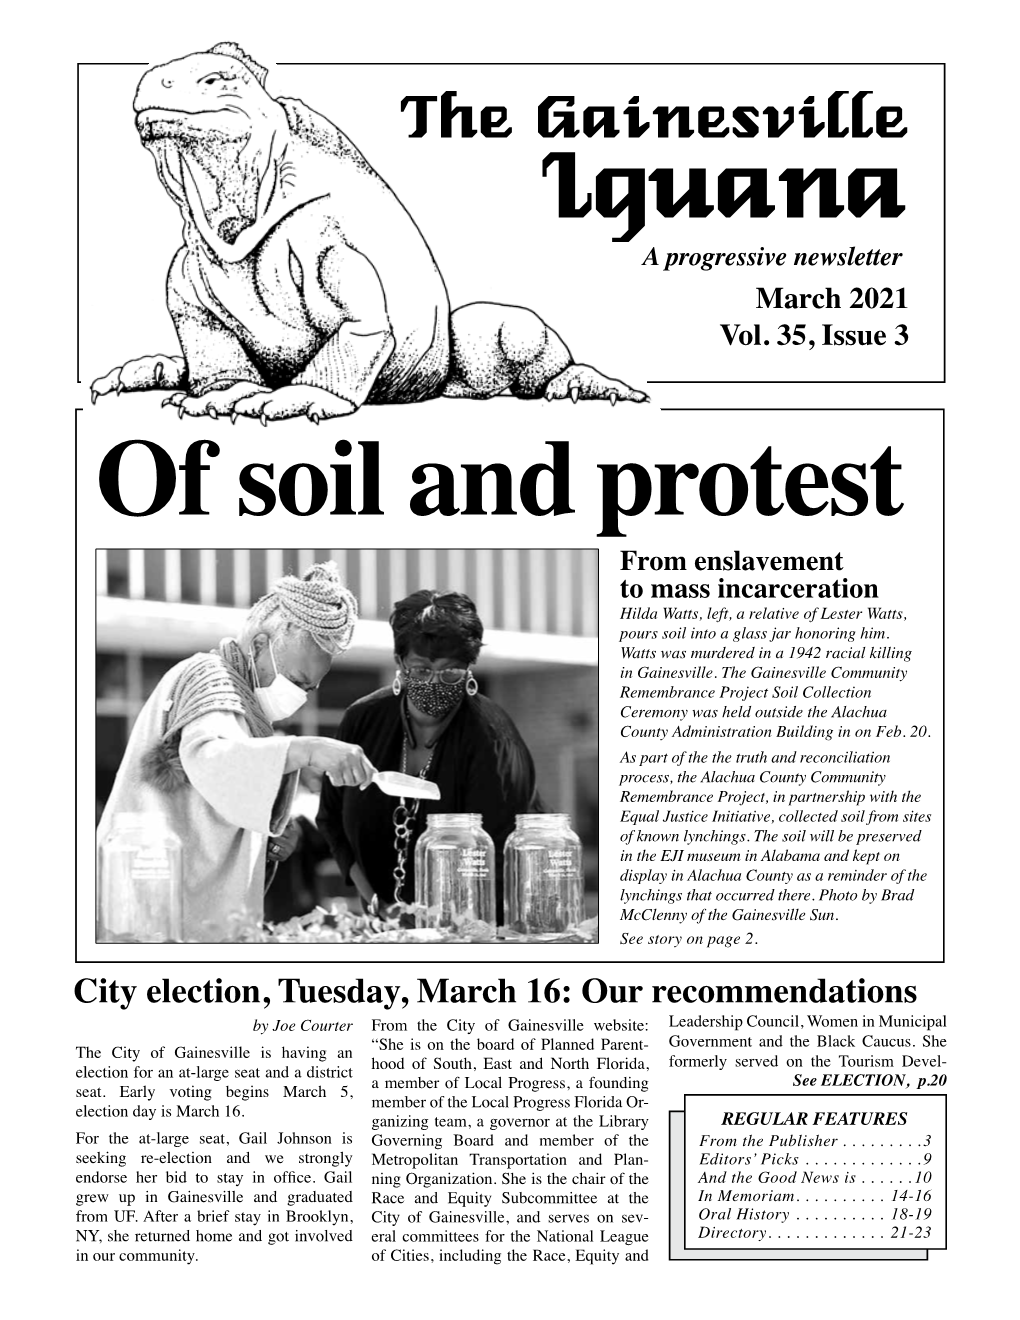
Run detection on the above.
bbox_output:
[367,770,442,800]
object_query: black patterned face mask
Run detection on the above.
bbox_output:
[405,677,466,719]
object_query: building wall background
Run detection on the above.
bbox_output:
[97,547,597,637]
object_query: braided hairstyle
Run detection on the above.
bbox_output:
[245,561,358,656]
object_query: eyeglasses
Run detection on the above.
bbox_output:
[402,666,470,687]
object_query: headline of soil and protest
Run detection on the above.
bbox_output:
[97,441,904,538]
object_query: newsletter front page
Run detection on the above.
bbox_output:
[18,8,1014,1317]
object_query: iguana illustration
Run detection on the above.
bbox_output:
[91,43,647,423]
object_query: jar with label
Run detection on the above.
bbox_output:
[414,813,495,931]
[98,811,184,943]
[504,813,583,934]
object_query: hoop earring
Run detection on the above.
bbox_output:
[465,671,479,697]
[392,669,403,697]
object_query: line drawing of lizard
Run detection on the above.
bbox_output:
[90,42,649,424]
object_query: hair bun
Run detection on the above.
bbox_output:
[303,561,340,585]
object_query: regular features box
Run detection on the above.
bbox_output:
[681,1093,946,1252]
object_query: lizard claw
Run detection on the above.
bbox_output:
[89,355,187,403]
[161,395,177,409]
[544,364,647,405]
[206,402,219,419]
[177,404,185,419]
[228,385,355,423]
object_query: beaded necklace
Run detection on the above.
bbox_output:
[392,738,436,904]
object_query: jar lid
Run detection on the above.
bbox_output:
[515,813,573,827]
[426,813,484,827]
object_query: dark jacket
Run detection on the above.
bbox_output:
[317,688,540,914]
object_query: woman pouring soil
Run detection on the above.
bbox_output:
[317,590,540,921]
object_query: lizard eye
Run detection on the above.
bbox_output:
[201,72,235,86]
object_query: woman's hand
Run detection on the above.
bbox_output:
[349,862,376,907]
[349,864,400,920]
[322,741,376,787]
[267,819,302,865]
[287,737,375,786]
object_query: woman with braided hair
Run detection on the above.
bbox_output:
[317,589,540,924]
[97,562,375,941]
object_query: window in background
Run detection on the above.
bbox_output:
[96,653,128,701]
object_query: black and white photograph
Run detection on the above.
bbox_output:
[96,547,598,945]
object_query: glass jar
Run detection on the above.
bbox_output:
[98,812,183,943]
[505,813,583,934]
[414,813,495,931]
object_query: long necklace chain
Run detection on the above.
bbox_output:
[392,738,435,905]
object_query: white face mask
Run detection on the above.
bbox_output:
[251,639,308,723]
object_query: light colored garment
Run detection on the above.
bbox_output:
[97,658,297,941]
